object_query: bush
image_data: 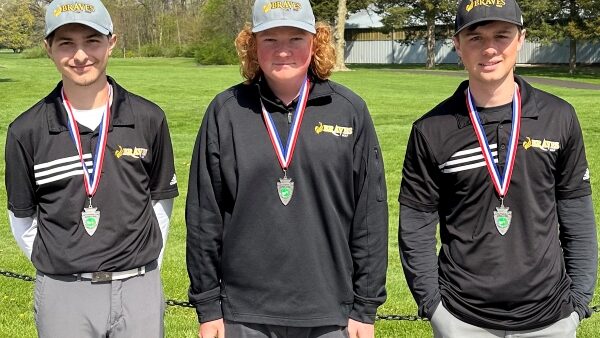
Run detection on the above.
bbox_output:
[124,50,137,58]
[22,46,48,59]
[163,45,183,58]
[110,48,125,58]
[110,47,139,58]
[139,44,163,57]
[182,44,200,58]
[193,36,237,65]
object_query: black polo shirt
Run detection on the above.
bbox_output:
[5,77,179,275]
[400,75,592,329]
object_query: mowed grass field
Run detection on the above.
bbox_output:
[1,54,599,337]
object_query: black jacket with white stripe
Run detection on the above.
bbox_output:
[5,77,179,274]
[399,75,597,330]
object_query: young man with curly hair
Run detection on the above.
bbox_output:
[186,1,388,337]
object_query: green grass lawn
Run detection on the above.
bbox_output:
[1,55,599,337]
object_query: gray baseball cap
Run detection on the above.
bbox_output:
[45,0,113,38]
[455,0,523,36]
[252,0,316,34]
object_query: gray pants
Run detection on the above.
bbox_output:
[34,262,164,338]
[224,320,349,338]
[430,303,579,338]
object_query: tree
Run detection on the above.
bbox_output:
[312,0,370,24]
[312,0,371,71]
[580,0,600,39]
[192,0,252,64]
[520,0,600,74]
[333,0,349,70]
[29,1,52,44]
[374,0,454,69]
[0,0,36,53]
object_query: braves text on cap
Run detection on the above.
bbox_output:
[454,0,523,36]
[252,0,316,34]
[45,0,113,38]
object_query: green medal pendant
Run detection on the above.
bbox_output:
[277,171,294,206]
[493,198,511,236]
[82,198,100,236]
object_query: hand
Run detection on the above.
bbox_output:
[347,318,374,338]
[198,319,225,338]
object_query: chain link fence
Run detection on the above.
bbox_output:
[3,269,599,322]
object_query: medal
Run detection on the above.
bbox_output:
[261,77,310,206]
[62,85,112,235]
[82,198,100,236]
[493,198,512,236]
[466,84,521,235]
[277,171,294,205]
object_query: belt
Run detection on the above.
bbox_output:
[76,266,146,283]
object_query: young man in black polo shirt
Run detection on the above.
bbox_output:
[5,0,178,336]
[399,0,597,336]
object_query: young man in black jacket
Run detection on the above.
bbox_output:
[399,0,597,336]
[186,1,388,337]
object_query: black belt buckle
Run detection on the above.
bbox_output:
[91,271,113,283]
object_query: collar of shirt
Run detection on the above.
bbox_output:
[252,71,338,112]
[256,76,297,113]
[47,76,135,134]
[453,75,539,129]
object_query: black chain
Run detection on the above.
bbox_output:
[375,314,427,321]
[2,269,599,321]
[165,299,194,308]
[0,269,36,282]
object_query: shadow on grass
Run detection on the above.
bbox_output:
[347,63,463,71]
[347,63,600,80]
[515,65,600,80]
[0,78,15,82]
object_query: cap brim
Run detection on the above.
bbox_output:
[45,20,111,38]
[252,20,316,34]
[454,18,523,36]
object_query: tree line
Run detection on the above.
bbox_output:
[1,0,598,72]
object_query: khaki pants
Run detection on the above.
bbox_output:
[430,303,579,338]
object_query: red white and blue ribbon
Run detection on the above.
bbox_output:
[466,84,521,198]
[261,77,310,170]
[61,84,112,198]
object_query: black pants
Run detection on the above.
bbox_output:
[224,320,348,338]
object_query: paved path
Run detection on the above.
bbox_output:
[393,69,600,90]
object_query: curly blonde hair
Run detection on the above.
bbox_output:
[234,22,336,83]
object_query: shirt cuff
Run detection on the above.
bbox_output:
[349,299,379,324]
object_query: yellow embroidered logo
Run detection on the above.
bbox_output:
[263,1,302,13]
[115,145,148,159]
[314,122,353,138]
[522,137,560,152]
[54,3,96,17]
[466,0,506,12]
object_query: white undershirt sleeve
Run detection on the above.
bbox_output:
[152,199,174,269]
[8,210,37,260]
[9,199,174,267]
